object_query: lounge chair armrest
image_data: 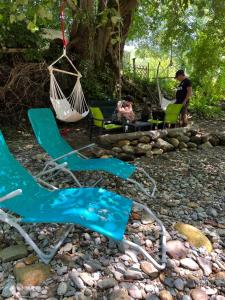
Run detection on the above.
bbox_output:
[0,189,23,203]
[51,143,96,162]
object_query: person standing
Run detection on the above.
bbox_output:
[175,70,192,127]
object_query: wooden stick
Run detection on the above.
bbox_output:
[50,67,79,77]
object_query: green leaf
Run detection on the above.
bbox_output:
[111,16,120,25]
[17,13,26,21]
[9,15,16,24]
[27,21,39,32]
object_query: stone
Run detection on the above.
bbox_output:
[199,142,213,149]
[0,244,28,262]
[197,257,212,276]
[177,135,190,143]
[187,142,197,149]
[146,151,153,158]
[141,211,155,225]
[214,272,225,280]
[152,148,164,155]
[168,138,179,148]
[140,261,159,278]
[209,136,220,146]
[112,147,122,153]
[159,289,173,300]
[190,135,202,145]
[124,269,144,280]
[97,278,117,289]
[79,273,94,287]
[167,128,187,138]
[146,296,160,300]
[2,279,16,298]
[128,285,143,299]
[83,260,102,272]
[70,270,85,289]
[179,142,188,149]
[182,296,191,300]
[57,282,68,296]
[130,140,139,146]
[206,207,218,217]
[174,223,213,252]
[14,263,51,286]
[118,140,130,147]
[166,240,188,259]
[136,143,152,154]
[109,289,131,300]
[122,145,135,154]
[156,138,174,151]
[174,278,185,291]
[180,258,199,271]
[190,288,208,300]
[139,136,151,143]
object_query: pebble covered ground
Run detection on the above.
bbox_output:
[0,120,224,300]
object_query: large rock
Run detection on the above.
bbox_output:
[177,135,190,143]
[122,145,135,154]
[14,263,51,286]
[156,138,174,151]
[190,135,202,145]
[167,128,188,138]
[136,143,152,154]
[168,138,179,148]
[190,288,208,300]
[199,141,213,149]
[118,140,130,147]
[139,135,151,143]
[174,223,213,252]
[216,133,225,145]
[0,244,28,262]
[152,148,164,155]
[166,240,188,259]
[128,285,143,299]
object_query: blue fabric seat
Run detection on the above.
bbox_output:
[0,131,132,241]
[28,108,135,180]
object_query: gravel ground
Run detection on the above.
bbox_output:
[0,120,224,300]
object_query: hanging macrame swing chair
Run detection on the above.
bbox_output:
[156,61,175,111]
[48,1,89,122]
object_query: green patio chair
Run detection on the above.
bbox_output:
[148,104,183,128]
[89,106,122,139]
[28,108,157,198]
[0,131,166,269]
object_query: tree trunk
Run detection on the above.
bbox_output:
[67,0,138,98]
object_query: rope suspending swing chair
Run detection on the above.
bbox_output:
[156,43,176,110]
[48,0,89,122]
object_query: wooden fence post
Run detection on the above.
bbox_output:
[132,58,136,76]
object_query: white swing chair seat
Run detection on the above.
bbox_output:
[48,49,89,123]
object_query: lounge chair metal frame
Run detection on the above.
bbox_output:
[37,142,157,198]
[0,188,166,269]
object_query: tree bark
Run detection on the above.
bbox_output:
[68,0,138,95]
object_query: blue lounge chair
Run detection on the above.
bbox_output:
[0,131,166,269]
[28,108,156,198]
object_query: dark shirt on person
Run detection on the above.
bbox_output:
[175,78,192,104]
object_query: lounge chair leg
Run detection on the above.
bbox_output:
[125,201,167,270]
[0,209,73,264]
[39,161,82,188]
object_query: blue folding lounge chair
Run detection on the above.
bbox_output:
[0,131,166,269]
[28,108,156,198]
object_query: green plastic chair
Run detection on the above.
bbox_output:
[148,104,183,127]
[90,107,122,138]
[0,131,166,269]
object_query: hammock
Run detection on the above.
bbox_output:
[48,49,89,122]
[47,0,89,123]
[156,62,175,111]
